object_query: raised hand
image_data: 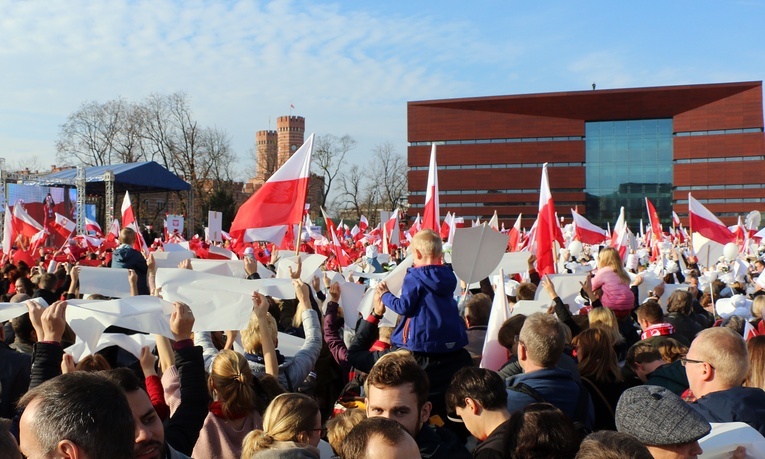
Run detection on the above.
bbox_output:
[170,302,194,341]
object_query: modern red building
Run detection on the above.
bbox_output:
[407,81,765,228]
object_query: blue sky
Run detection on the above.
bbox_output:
[1,0,763,177]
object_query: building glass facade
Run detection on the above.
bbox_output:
[584,119,674,227]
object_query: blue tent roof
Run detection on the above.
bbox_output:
[32,161,190,193]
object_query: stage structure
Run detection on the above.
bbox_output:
[2,161,191,240]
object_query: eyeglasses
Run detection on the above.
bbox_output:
[312,426,328,437]
[680,357,714,369]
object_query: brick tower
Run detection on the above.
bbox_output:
[277,116,305,167]
[255,129,278,183]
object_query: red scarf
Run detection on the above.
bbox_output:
[641,323,675,340]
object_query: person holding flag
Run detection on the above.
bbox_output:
[112,227,151,295]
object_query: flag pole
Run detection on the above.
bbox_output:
[295,221,303,256]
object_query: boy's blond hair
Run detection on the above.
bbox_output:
[326,408,366,454]
[411,229,443,258]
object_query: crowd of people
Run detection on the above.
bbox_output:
[1,223,764,459]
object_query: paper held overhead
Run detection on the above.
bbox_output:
[451,225,509,285]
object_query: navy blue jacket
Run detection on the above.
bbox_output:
[382,264,467,353]
[506,367,595,430]
[112,244,149,295]
[692,386,765,436]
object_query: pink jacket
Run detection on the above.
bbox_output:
[591,267,633,311]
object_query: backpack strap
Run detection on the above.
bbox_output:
[508,382,546,403]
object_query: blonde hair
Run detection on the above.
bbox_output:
[745,335,765,391]
[573,328,622,383]
[752,296,765,320]
[693,327,749,387]
[242,310,278,354]
[597,247,630,284]
[241,393,319,455]
[588,307,624,345]
[411,229,443,259]
[326,409,366,454]
[208,350,258,419]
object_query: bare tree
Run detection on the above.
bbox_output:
[312,134,357,208]
[56,99,127,166]
[370,141,408,211]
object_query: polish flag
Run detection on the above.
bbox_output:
[231,134,315,244]
[535,164,563,276]
[350,224,360,238]
[570,210,608,245]
[359,215,369,232]
[480,269,512,371]
[610,207,629,259]
[421,143,440,232]
[488,211,499,231]
[745,320,760,341]
[53,213,76,240]
[107,219,121,242]
[645,198,663,245]
[121,191,137,229]
[73,234,102,251]
[12,202,44,239]
[330,227,351,268]
[120,192,148,253]
[29,229,49,256]
[729,216,746,244]
[407,213,422,241]
[321,207,336,238]
[384,209,399,242]
[439,211,452,240]
[85,217,103,237]
[672,211,682,227]
[688,193,736,245]
[507,214,522,252]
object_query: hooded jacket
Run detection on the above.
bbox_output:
[382,264,468,353]
[691,386,765,436]
[112,243,150,295]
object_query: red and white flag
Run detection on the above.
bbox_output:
[29,228,48,256]
[439,211,452,240]
[507,214,522,252]
[107,219,121,242]
[407,213,422,241]
[230,134,315,244]
[421,143,440,232]
[645,198,663,244]
[745,320,760,341]
[120,192,148,253]
[321,207,336,238]
[331,227,351,267]
[571,209,608,245]
[688,193,736,245]
[53,213,76,240]
[359,215,369,232]
[85,217,103,237]
[384,209,399,243]
[488,211,499,231]
[610,207,629,259]
[535,164,563,277]
[12,202,44,239]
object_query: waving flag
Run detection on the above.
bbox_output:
[507,214,522,251]
[571,209,608,245]
[688,193,736,245]
[53,213,76,240]
[85,217,103,237]
[231,134,315,244]
[12,202,44,238]
[535,164,563,276]
[421,143,440,232]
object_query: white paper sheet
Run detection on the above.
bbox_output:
[511,300,551,317]
[693,233,725,269]
[491,252,533,276]
[658,283,689,313]
[480,269,511,371]
[65,297,175,352]
[80,266,132,298]
[699,422,765,459]
[356,255,414,328]
[209,245,238,260]
[0,303,32,322]
[155,268,295,332]
[534,273,589,314]
[190,259,251,278]
[451,226,510,284]
[275,254,328,284]
[631,271,664,303]
[66,333,157,362]
[152,250,196,269]
[163,243,190,252]
[337,281,368,329]
[208,211,223,242]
